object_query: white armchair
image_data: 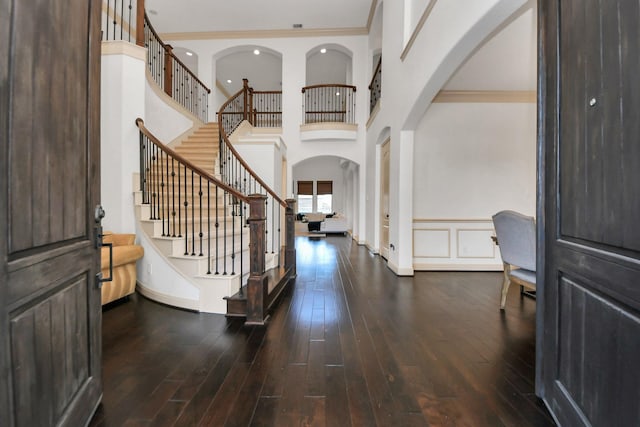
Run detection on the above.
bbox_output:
[492,210,537,310]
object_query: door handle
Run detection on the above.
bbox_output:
[94,204,112,288]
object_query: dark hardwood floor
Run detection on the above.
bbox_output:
[90,236,554,426]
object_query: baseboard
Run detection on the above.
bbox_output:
[136,281,200,311]
[413,263,503,271]
[387,260,414,276]
[365,241,379,254]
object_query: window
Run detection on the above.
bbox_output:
[297,181,313,213]
[316,181,333,214]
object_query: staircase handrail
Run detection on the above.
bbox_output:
[368,57,382,113]
[301,83,357,93]
[142,12,211,95]
[368,57,382,91]
[135,118,246,202]
[101,1,211,121]
[217,80,287,208]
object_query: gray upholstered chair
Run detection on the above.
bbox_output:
[492,210,536,310]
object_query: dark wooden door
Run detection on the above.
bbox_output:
[0,0,102,425]
[538,0,640,425]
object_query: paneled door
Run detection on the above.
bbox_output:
[380,139,390,260]
[538,0,640,425]
[0,0,103,425]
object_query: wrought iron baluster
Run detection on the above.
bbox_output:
[207,183,211,274]
[183,166,188,255]
[120,0,124,40]
[191,171,195,256]
[171,158,176,237]
[177,162,182,237]
[198,176,203,256]
[215,186,219,274]
[223,189,228,275]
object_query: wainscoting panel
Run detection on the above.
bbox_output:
[414,229,450,258]
[413,219,502,271]
[456,229,496,258]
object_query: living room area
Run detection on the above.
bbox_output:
[292,155,359,237]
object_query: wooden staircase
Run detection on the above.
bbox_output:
[135,118,295,322]
[134,121,280,314]
[173,122,219,174]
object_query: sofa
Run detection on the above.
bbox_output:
[101,232,144,305]
[320,216,349,234]
[301,213,349,234]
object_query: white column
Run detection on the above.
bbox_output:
[388,129,414,275]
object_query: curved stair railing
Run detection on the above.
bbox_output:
[137,118,248,277]
[101,0,211,121]
[142,13,210,122]
[217,79,296,324]
[137,118,295,325]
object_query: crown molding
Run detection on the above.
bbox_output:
[159,27,369,41]
[433,90,536,103]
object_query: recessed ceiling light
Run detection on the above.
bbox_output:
[320,48,327,54]
[185,51,193,56]
[336,92,341,96]
[226,79,232,84]
[253,49,260,55]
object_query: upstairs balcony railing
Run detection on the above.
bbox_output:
[369,57,382,113]
[218,79,282,131]
[101,0,211,122]
[301,84,357,124]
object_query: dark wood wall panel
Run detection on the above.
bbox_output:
[559,0,640,254]
[557,276,640,427]
[10,275,90,427]
[8,0,89,255]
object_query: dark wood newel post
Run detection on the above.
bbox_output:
[285,199,296,278]
[242,79,249,122]
[164,44,174,97]
[246,194,268,325]
[136,0,145,47]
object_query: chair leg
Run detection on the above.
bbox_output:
[500,263,511,310]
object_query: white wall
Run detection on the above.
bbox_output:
[365,0,531,275]
[144,76,195,144]
[100,41,146,234]
[411,102,536,270]
[413,102,536,219]
[444,5,537,91]
[216,49,282,93]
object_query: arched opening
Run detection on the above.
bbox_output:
[302,44,355,124]
[291,156,359,236]
[213,45,283,109]
[305,44,353,86]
